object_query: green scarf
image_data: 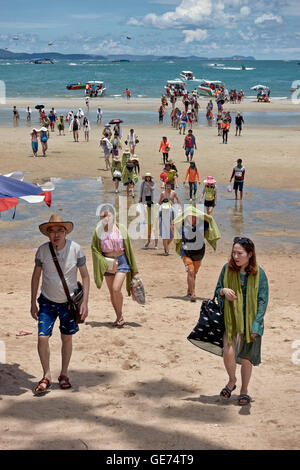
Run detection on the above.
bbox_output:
[173,205,220,255]
[223,265,260,345]
[91,223,138,296]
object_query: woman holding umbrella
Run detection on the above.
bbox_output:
[109,119,123,139]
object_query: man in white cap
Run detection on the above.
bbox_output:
[30,214,90,396]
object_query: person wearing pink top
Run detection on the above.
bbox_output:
[30,128,39,157]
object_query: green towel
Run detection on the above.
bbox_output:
[173,205,220,256]
[91,223,138,296]
[223,265,259,345]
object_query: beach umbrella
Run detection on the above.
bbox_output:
[0,174,53,215]
[109,119,123,124]
[35,104,45,110]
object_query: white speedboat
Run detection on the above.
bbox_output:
[180,70,195,80]
[85,81,106,96]
[164,79,186,96]
[198,80,224,97]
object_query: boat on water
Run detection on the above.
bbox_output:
[164,79,186,96]
[112,59,130,63]
[197,79,224,97]
[180,70,195,80]
[66,81,106,96]
[26,58,54,64]
[66,83,86,90]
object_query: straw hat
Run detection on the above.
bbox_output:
[132,155,139,161]
[124,148,130,154]
[203,176,216,184]
[143,172,153,180]
[39,214,73,237]
[113,155,121,161]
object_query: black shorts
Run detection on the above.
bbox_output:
[233,181,244,191]
[204,199,215,207]
[184,243,205,261]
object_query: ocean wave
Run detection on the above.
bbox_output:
[69,63,78,66]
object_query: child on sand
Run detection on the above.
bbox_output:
[183,161,201,201]
[200,176,217,215]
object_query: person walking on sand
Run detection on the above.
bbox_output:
[30,214,90,395]
[200,176,217,215]
[163,163,178,190]
[158,105,165,124]
[40,127,48,156]
[140,172,158,250]
[100,136,113,171]
[91,205,139,327]
[125,88,131,100]
[230,158,245,200]
[82,117,90,142]
[111,155,123,193]
[126,128,138,156]
[179,111,188,135]
[173,205,220,302]
[85,97,90,113]
[215,237,269,406]
[69,115,80,142]
[159,136,171,165]
[235,112,245,136]
[183,129,197,162]
[13,106,20,122]
[57,115,65,136]
[122,157,138,198]
[221,117,230,144]
[183,161,201,201]
[30,128,39,157]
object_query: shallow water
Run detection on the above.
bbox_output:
[1,107,300,128]
[1,178,299,252]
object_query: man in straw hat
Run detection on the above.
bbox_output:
[30,214,90,395]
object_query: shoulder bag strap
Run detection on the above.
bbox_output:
[48,242,73,303]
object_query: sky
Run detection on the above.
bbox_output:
[0,0,300,59]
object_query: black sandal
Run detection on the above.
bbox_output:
[238,394,251,406]
[220,384,236,399]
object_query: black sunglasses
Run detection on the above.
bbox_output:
[233,237,254,247]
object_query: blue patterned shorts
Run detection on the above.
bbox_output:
[37,294,79,337]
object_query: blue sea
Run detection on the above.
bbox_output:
[0,58,298,99]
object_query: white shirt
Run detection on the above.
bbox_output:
[35,239,86,303]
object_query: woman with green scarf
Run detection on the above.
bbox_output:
[215,236,269,406]
[91,205,138,327]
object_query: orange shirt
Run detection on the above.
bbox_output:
[221,121,230,130]
[159,140,170,152]
[184,167,200,183]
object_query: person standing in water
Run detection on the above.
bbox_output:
[230,158,245,200]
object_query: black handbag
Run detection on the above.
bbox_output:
[187,296,224,356]
[49,243,85,324]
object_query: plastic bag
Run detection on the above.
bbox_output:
[131,276,146,305]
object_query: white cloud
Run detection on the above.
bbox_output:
[128,0,213,29]
[254,14,283,24]
[240,6,250,16]
[183,28,207,43]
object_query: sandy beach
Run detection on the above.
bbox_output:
[0,98,300,450]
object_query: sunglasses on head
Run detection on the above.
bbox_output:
[233,237,254,247]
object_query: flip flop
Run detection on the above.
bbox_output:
[220,384,236,399]
[58,375,72,390]
[238,394,251,406]
[113,318,125,328]
[33,377,51,396]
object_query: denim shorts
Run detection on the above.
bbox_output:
[104,253,131,277]
[37,294,79,337]
[185,147,194,156]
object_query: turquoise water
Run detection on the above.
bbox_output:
[1,178,299,252]
[0,59,298,98]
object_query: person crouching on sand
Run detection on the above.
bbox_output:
[215,237,269,406]
[91,205,139,328]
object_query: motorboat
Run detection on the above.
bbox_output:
[66,82,86,90]
[180,70,195,80]
[26,58,54,64]
[85,81,106,96]
[164,79,186,96]
[197,80,224,97]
